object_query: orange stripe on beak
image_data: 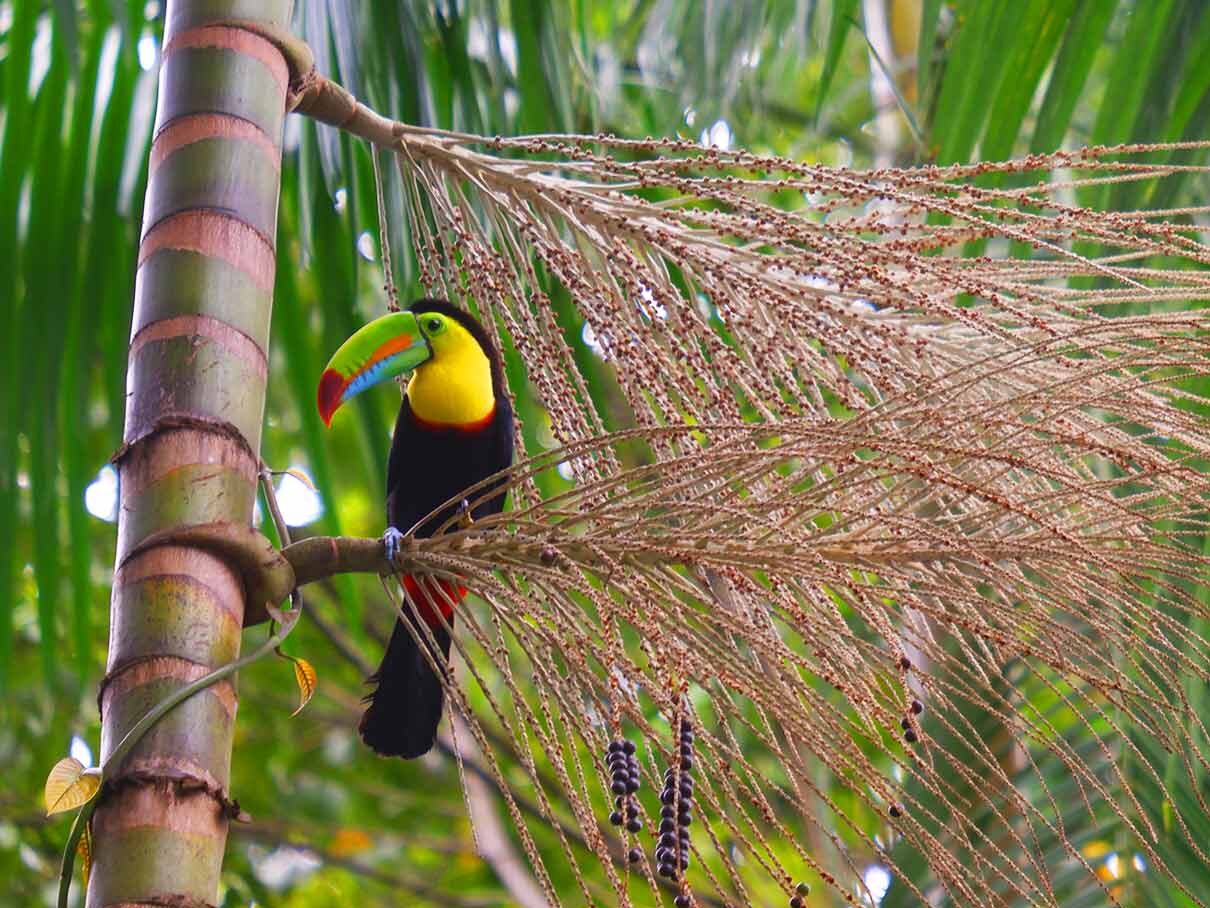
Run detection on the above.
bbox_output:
[370,332,415,364]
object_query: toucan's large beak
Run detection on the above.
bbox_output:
[317,311,432,426]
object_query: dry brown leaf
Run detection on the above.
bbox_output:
[284,467,317,492]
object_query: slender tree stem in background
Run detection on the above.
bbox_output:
[449,715,550,908]
[90,2,292,905]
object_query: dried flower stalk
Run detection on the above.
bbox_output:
[346,124,1210,907]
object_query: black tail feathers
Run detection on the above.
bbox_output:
[358,617,452,758]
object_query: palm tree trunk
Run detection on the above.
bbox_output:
[88,2,292,904]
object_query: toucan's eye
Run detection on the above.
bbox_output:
[424,316,444,335]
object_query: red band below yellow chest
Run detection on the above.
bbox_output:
[410,405,496,434]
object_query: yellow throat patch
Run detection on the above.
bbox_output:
[406,319,495,426]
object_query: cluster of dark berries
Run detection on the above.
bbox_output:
[606,739,643,835]
[655,719,695,880]
[607,738,640,796]
[789,881,810,907]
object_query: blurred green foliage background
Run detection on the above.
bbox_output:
[3,1,1209,904]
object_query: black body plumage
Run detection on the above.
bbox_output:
[358,300,514,759]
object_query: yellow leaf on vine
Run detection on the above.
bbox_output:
[44,758,100,816]
[291,656,318,716]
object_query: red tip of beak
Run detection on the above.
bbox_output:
[317,369,345,427]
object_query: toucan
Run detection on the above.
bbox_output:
[318,299,514,758]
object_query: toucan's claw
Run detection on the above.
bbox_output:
[383,526,405,564]
[457,498,474,530]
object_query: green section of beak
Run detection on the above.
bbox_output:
[317,311,431,425]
